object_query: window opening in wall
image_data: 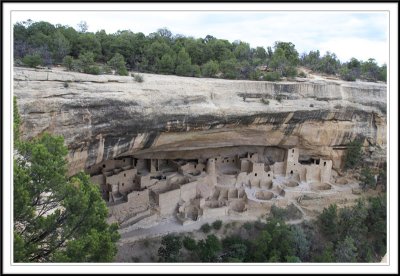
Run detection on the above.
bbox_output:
[292,149,294,153]
[122,183,124,186]
[290,170,293,174]
[124,173,126,177]
[324,162,326,166]
[316,160,320,165]
[255,173,258,176]
[103,164,106,168]
[215,158,217,161]
[268,174,270,177]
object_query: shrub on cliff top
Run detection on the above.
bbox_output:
[22,54,42,68]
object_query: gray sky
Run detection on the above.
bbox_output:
[12,10,389,65]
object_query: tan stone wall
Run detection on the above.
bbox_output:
[127,189,149,206]
[236,172,249,186]
[249,175,261,188]
[137,175,157,189]
[260,178,273,189]
[305,165,321,183]
[90,174,105,187]
[248,153,259,162]
[285,148,301,176]
[240,159,250,172]
[202,206,228,218]
[206,159,216,175]
[320,159,332,183]
[180,181,198,202]
[196,176,214,199]
[118,168,137,193]
[246,168,273,189]
[106,173,122,191]
[103,159,125,172]
[298,166,307,182]
[158,188,181,216]
[195,163,206,172]
[109,189,149,222]
[178,162,197,174]
[121,157,133,167]
[151,180,169,194]
[250,162,265,174]
[271,161,285,175]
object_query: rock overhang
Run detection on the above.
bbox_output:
[13,67,387,175]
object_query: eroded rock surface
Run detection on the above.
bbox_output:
[14,67,387,175]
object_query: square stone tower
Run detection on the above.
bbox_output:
[285,148,300,176]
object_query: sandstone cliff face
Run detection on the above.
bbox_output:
[14,67,387,175]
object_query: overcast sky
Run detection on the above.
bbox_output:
[12,10,388,65]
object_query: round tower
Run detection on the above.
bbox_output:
[206,158,216,175]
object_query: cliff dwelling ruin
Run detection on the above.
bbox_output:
[88,147,340,230]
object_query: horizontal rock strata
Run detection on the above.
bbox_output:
[14,67,387,175]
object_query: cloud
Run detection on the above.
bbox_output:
[318,38,388,65]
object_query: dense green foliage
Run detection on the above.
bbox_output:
[22,54,43,68]
[360,167,376,190]
[107,53,128,76]
[196,234,222,262]
[301,51,386,82]
[62,55,74,70]
[316,197,386,262]
[212,220,223,230]
[344,140,363,170]
[13,100,119,262]
[14,20,386,82]
[157,196,386,263]
[183,236,197,251]
[200,223,212,233]
[158,235,182,262]
[377,162,387,192]
[269,42,298,78]
[13,96,21,142]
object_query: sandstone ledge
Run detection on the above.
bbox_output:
[13,67,387,175]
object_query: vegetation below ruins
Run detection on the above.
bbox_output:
[152,196,386,263]
[14,20,386,82]
[13,98,120,262]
